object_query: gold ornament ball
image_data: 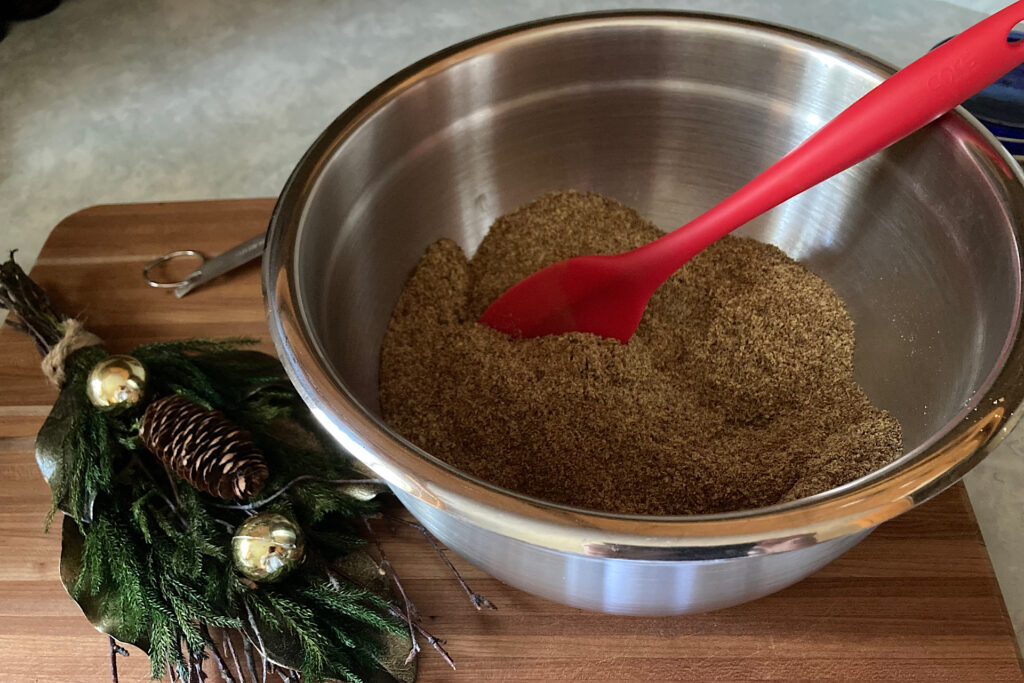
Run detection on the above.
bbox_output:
[231,513,305,583]
[86,355,147,410]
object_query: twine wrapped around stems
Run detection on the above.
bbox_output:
[41,319,103,386]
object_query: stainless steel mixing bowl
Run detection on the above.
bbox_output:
[264,12,1024,614]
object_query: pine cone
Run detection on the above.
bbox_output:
[139,394,269,500]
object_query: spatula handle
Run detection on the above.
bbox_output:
[644,1,1024,279]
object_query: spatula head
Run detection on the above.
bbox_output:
[477,252,654,343]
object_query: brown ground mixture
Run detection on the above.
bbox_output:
[379,191,902,515]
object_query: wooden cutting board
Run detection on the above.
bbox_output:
[1,200,1022,682]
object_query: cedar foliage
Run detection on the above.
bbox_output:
[55,342,403,682]
[2,253,414,682]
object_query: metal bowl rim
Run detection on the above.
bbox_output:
[263,10,1024,558]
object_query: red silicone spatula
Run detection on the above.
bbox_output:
[479,2,1024,343]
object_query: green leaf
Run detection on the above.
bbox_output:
[58,515,151,650]
[36,385,95,523]
[337,479,392,503]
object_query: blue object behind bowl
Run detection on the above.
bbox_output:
[996,136,1024,156]
[938,31,1024,157]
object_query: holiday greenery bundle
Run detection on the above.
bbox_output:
[1,253,488,682]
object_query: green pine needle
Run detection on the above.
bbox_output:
[46,339,406,682]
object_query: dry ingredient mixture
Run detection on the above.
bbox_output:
[379,191,902,515]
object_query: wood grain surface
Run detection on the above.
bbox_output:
[1,200,1022,682]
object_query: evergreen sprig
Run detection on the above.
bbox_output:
[52,339,406,682]
[2,252,484,683]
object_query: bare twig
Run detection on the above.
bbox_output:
[192,654,207,683]
[362,517,419,664]
[241,636,259,683]
[268,664,297,683]
[164,464,185,512]
[326,564,457,671]
[0,253,68,353]
[270,664,297,683]
[108,636,123,683]
[201,626,237,683]
[380,514,496,610]
[243,601,268,683]
[221,629,246,683]
[387,604,456,670]
[208,476,385,511]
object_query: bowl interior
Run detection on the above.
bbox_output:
[293,16,1022,468]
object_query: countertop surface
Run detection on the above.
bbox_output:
[3,0,1024,661]
[3,199,1019,682]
